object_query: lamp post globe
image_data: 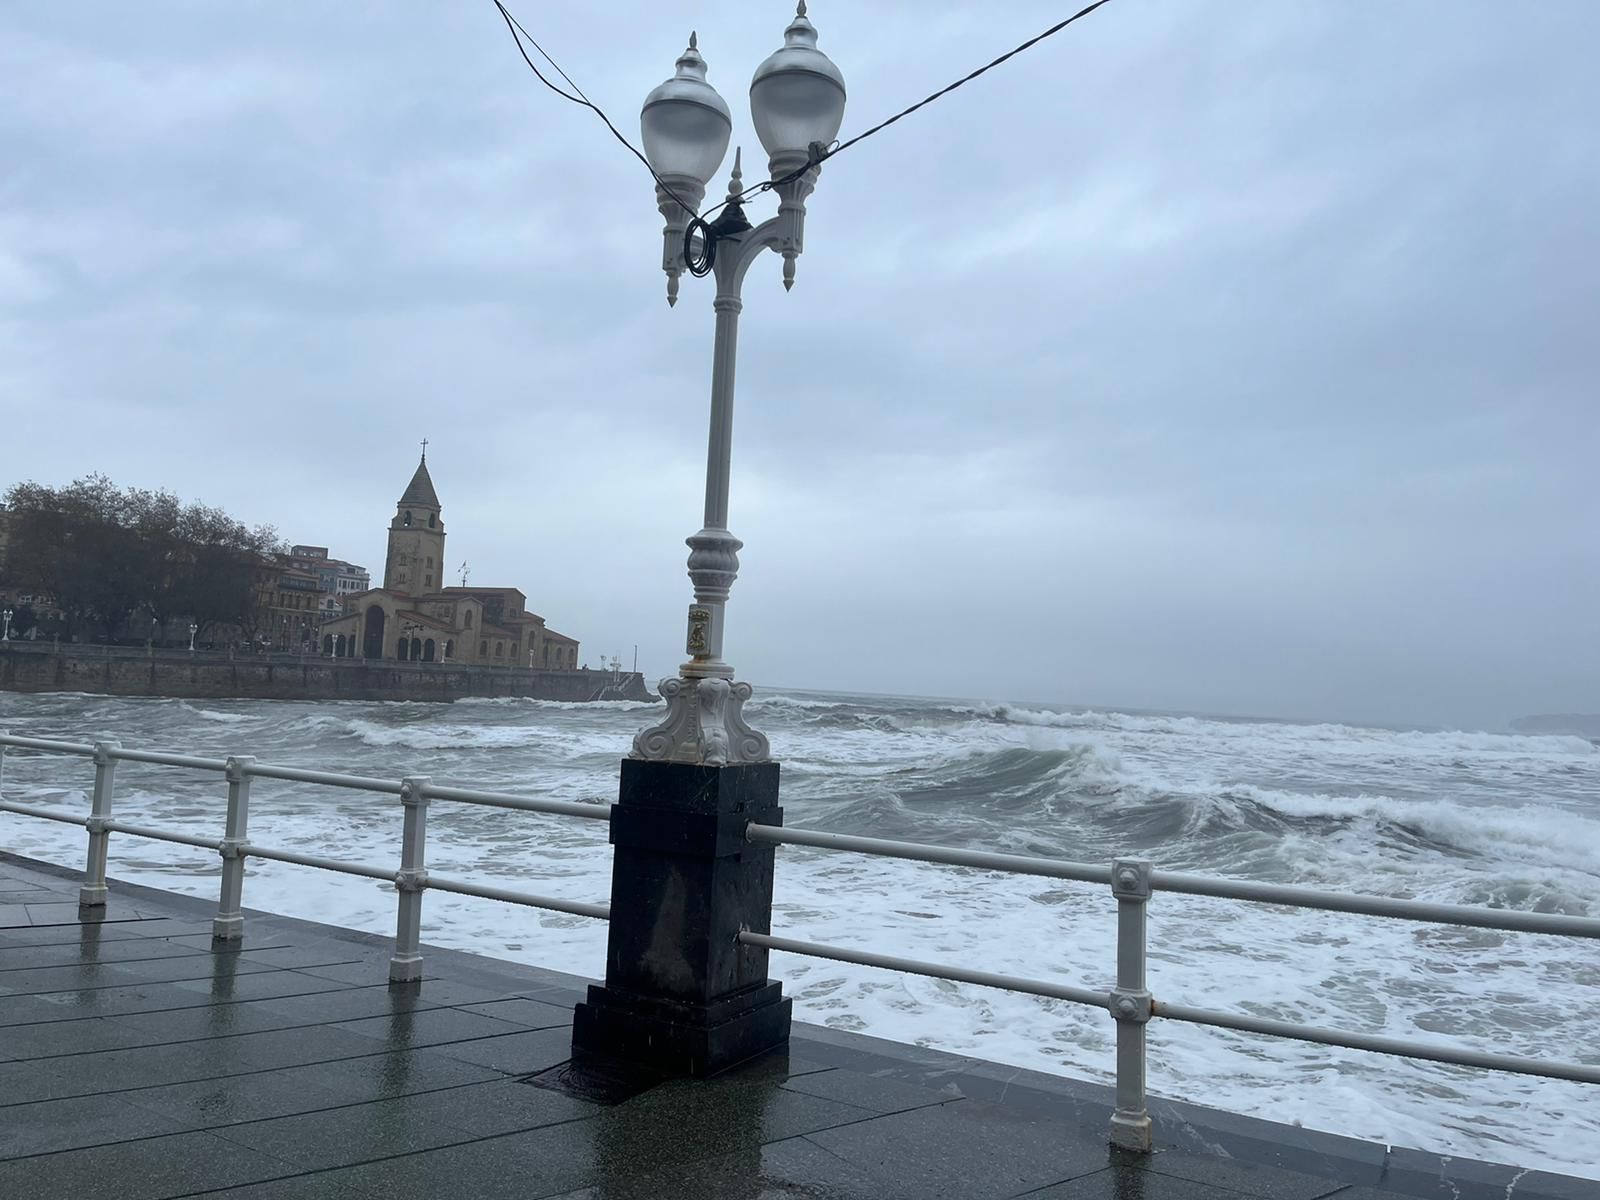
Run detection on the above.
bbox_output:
[642,34,733,307]
[749,1,846,181]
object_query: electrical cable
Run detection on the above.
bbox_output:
[492,0,1117,254]
[491,0,702,221]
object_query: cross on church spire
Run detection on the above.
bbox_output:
[420,437,429,462]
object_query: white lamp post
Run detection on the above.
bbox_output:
[188,622,197,652]
[1,608,11,642]
[633,3,846,765]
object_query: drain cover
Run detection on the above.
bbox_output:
[523,1055,665,1106]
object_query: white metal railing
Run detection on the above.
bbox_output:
[2,730,1597,1154]
[741,822,1600,1149]
[0,732,612,984]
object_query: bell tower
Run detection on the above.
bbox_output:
[384,443,446,594]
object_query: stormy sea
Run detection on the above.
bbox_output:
[1,688,1596,1177]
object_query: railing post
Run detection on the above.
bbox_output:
[390,775,430,984]
[79,738,121,908]
[1108,857,1153,1151]
[213,755,255,943]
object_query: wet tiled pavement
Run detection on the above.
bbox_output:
[0,852,1588,1199]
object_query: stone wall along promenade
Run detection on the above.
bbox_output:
[0,643,654,704]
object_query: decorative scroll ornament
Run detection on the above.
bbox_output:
[632,676,771,765]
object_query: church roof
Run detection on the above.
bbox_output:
[399,456,441,510]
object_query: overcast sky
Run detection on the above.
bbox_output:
[2,2,1595,730]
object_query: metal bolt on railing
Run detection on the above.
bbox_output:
[1108,857,1154,1151]
[80,738,121,908]
[390,775,431,984]
[213,756,255,943]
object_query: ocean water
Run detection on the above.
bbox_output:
[1,687,1597,1177]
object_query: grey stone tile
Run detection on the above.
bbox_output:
[2,953,277,995]
[98,998,300,1042]
[781,1067,959,1115]
[270,1046,506,1103]
[0,1129,299,1199]
[0,1058,80,1105]
[173,1177,376,1199]
[806,1099,1109,1200]
[168,967,355,1004]
[0,937,210,971]
[209,1093,484,1169]
[401,1078,597,1136]
[118,1067,355,1129]
[15,1036,273,1099]
[216,1023,399,1069]
[25,903,106,924]
[317,1123,598,1199]
[458,996,573,1029]
[0,1092,191,1159]
[331,1006,531,1049]
[0,1013,168,1059]
[427,1025,576,1074]
[1025,1166,1264,1198]
[249,983,441,1026]
[0,906,34,929]
[1137,1148,1352,1199]
[577,1076,880,1176]
[543,1132,903,1200]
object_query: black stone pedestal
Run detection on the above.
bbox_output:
[572,758,789,1077]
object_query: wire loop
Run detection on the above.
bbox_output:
[684,217,716,277]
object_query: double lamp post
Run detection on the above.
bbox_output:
[572,4,847,1075]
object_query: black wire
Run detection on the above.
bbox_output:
[491,0,703,221]
[699,0,1118,220]
[492,0,1117,245]
[831,0,1115,162]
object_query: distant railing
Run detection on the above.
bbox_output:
[0,733,612,984]
[2,730,1596,1153]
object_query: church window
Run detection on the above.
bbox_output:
[426,558,433,568]
[479,639,487,655]
[444,640,454,658]
[429,513,436,528]
[495,641,504,656]
[464,611,473,628]
[425,575,432,587]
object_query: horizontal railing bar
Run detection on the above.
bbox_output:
[108,748,230,772]
[1155,1000,1600,1085]
[424,872,611,920]
[242,763,403,794]
[0,734,95,755]
[424,784,612,822]
[100,820,222,852]
[746,824,1113,886]
[1147,871,1600,940]
[739,930,1106,1007]
[754,824,1600,942]
[0,799,85,825]
[241,843,396,881]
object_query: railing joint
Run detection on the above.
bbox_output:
[395,867,429,893]
[1109,986,1153,1026]
[1111,858,1153,901]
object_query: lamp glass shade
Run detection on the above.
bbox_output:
[641,38,732,187]
[750,7,846,168]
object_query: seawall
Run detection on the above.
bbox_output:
[0,642,655,704]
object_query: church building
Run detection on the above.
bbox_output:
[318,452,579,669]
